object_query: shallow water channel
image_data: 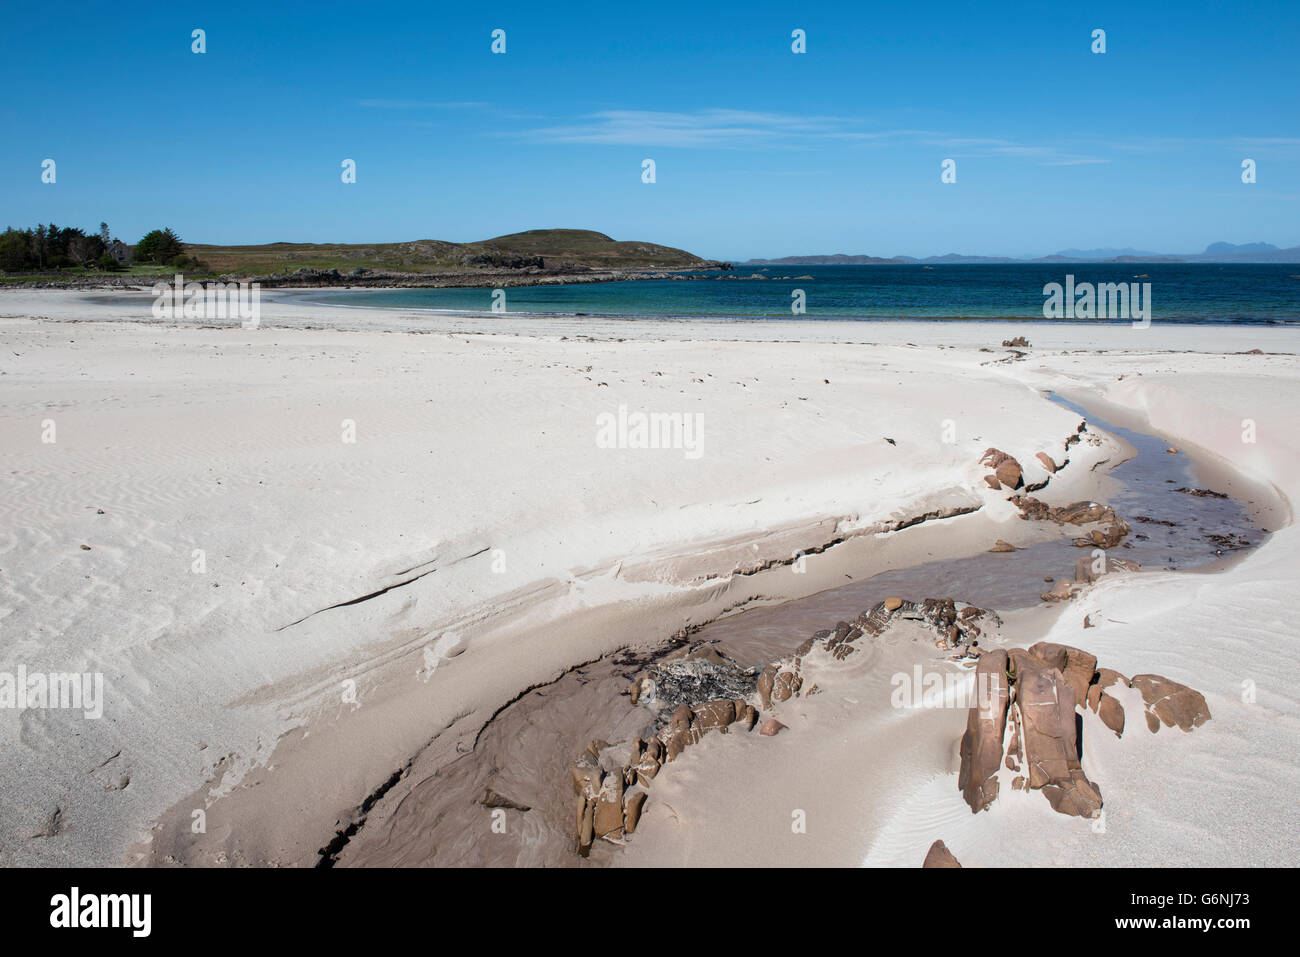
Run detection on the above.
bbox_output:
[332,393,1269,867]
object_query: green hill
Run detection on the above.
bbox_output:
[185,229,717,276]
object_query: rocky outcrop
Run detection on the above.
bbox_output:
[1010,495,1132,550]
[957,643,1210,820]
[571,595,1000,854]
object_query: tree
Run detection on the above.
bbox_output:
[99,222,111,247]
[0,228,32,271]
[134,227,184,265]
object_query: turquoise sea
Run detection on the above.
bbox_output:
[307,263,1300,324]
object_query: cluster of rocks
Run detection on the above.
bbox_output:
[1010,494,1133,551]
[1001,336,1031,348]
[958,640,1210,819]
[572,644,760,855]
[570,596,1000,854]
[979,421,1090,493]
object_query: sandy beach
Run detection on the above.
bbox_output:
[1,289,1296,868]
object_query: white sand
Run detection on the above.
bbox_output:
[0,288,1295,866]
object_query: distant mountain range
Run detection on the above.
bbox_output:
[743,242,1300,265]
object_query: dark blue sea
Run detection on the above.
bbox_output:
[307,263,1300,324]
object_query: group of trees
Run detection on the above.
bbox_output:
[0,223,196,272]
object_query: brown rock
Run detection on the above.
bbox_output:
[759,718,787,736]
[884,596,904,611]
[1035,451,1059,473]
[772,668,802,702]
[577,796,595,854]
[623,790,647,834]
[995,459,1023,490]
[757,664,777,709]
[1016,660,1103,818]
[634,748,662,787]
[957,650,1010,812]
[660,704,694,760]
[1096,667,1129,690]
[922,839,962,868]
[593,773,625,840]
[1097,691,1125,737]
[736,701,758,731]
[691,699,737,739]
[569,753,603,798]
[1028,642,1098,710]
[988,539,1016,553]
[1041,580,1075,602]
[984,474,1001,490]
[1130,674,1211,732]
[481,788,531,811]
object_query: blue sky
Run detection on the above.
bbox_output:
[2,0,1297,259]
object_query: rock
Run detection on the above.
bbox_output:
[597,741,637,776]
[570,753,603,799]
[772,668,802,702]
[1016,660,1103,818]
[1002,336,1030,348]
[988,540,1016,553]
[1028,642,1098,710]
[577,796,595,854]
[634,747,662,787]
[623,790,647,834]
[759,718,787,736]
[691,699,737,739]
[1035,451,1059,473]
[957,650,1010,812]
[1097,691,1125,737]
[884,596,904,611]
[1041,580,1075,602]
[995,460,1023,490]
[1096,667,1129,690]
[593,773,625,840]
[660,704,693,760]
[1054,501,1114,525]
[481,788,531,811]
[922,839,962,868]
[984,474,1001,489]
[1130,674,1211,732]
[1011,775,1025,791]
[757,664,777,709]
[979,448,1024,491]
[735,701,758,731]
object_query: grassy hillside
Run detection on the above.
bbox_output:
[185,229,715,275]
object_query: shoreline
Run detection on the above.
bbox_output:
[0,292,1296,867]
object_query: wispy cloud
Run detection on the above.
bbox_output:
[928,137,1110,166]
[513,108,1111,165]
[516,109,869,148]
